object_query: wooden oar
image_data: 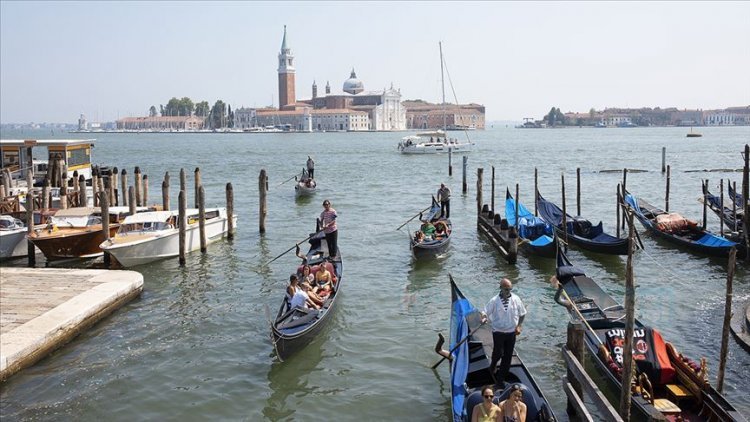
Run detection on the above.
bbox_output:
[262,230,322,266]
[431,319,487,369]
[277,173,298,187]
[396,205,433,231]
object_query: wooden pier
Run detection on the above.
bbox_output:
[0,268,143,381]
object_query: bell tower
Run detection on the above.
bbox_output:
[277,25,296,109]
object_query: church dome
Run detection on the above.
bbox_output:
[343,68,364,95]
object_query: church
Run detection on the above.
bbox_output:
[244,26,407,132]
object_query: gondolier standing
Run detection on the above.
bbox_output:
[307,156,315,179]
[481,278,526,387]
[320,199,338,259]
[438,183,451,219]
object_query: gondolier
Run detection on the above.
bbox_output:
[320,199,338,259]
[481,278,526,387]
[306,156,315,179]
[438,183,451,218]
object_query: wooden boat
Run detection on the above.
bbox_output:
[100,208,235,267]
[445,276,556,422]
[686,127,703,138]
[294,176,316,197]
[623,189,738,257]
[27,206,135,260]
[554,249,745,421]
[271,220,342,360]
[702,185,743,232]
[410,196,451,258]
[536,191,629,255]
[505,189,556,257]
[728,182,745,210]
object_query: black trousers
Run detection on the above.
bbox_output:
[308,168,314,179]
[440,200,450,218]
[490,331,516,384]
[325,230,338,258]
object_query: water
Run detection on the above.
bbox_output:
[1,126,749,421]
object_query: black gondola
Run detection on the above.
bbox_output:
[554,248,746,421]
[536,190,629,255]
[703,184,743,232]
[445,276,556,422]
[623,189,738,257]
[270,220,343,360]
[505,189,556,258]
[410,196,452,258]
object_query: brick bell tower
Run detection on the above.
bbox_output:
[277,25,296,110]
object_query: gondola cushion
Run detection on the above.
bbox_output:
[605,327,675,385]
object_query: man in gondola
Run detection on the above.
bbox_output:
[437,183,451,219]
[306,156,315,179]
[481,278,526,388]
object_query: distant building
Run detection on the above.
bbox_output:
[116,116,204,130]
[403,100,486,130]
[704,106,750,126]
[77,114,88,131]
[234,108,257,130]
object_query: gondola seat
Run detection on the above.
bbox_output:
[494,383,542,421]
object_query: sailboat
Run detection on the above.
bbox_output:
[686,127,703,138]
[398,42,474,154]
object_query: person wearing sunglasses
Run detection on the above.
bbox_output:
[470,385,499,422]
[481,278,527,388]
[497,384,527,422]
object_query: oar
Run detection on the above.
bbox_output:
[277,173,298,187]
[396,205,433,231]
[431,319,487,369]
[262,230,322,266]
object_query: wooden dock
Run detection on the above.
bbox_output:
[0,268,143,381]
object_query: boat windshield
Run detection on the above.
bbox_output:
[119,221,172,234]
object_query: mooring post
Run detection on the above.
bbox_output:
[462,156,468,194]
[128,186,136,215]
[92,172,99,207]
[717,247,736,393]
[514,183,519,232]
[576,167,581,217]
[259,169,268,233]
[179,190,186,266]
[743,144,749,262]
[194,167,202,208]
[565,321,585,416]
[476,168,483,215]
[491,166,495,212]
[100,191,111,268]
[72,170,80,206]
[120,168,128,207]
[143,174,149,207]
[60,173,68,209]
[702,180,708,230]
[534,167,538,216]
[0,184,6,201]
[134,167,142,206]
[97,175,105,208]
[561,173,568,250]
[42,177,50,210]
[26,170,35,266]
[617,183,622,238]
[620,210,637,420]
[198,185,207,253]
[79,174,87,207]
[110,167,118,206]
[733,181,738,232]
[621,168,628,230]
[179,168,186,193]
[661,147,666,173]
[665,165,671,213]
[448,147,453,176]
[720,179,725,236]
[226,182,234,239]
[162,172,170,211]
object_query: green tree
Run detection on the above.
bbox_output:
[195,101,210,118]
[164,97,180,116]
[228,104,234,128]
[178,97,194,116]
[149,106,157,117]
[211,100,226,128]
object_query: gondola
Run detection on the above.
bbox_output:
[728,182,744,209]
[410,196,451,258]
[505,189,556,257]
[703,185,743,232]
[623,189,737,257]
[294,170,316,197]
[445,276,556,422]
[270,219,343,360]
[554,248,746,421]
[536,190,629,255]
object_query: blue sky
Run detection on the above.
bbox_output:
[1,1,748,123]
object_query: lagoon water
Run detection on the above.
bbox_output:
[1,126,749,420]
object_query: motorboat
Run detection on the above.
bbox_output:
[100,208,236,267]
[397,130,472,154]
[0,215,29,258]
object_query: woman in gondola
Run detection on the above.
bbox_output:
[497,384,527,422]
[470,386,499,422]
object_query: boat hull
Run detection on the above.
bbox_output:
[0,229,29,258]
[399,143,472,154]
[29,225,119,260]
[295,182,316,197]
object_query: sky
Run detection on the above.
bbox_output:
[1,1,749,123]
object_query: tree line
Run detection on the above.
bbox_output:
[148,97,236,129]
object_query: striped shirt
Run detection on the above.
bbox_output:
[320,208,337,233]
[484,292,526,333]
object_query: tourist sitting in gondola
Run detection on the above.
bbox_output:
[421,221,436,238]
[434,221,449,239]
[414,230,425,243]
[299,264,315,285]
[315,264,333,294]
[290,282,321,310]
[470,386,500,422]
[286,274,301,299]
[497,384,527,422]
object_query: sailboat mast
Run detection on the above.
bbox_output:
[439,41,446,132]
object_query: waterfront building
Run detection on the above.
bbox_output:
[77,114,88,131]
[403,100,485,130]
[116,116,204,131]
[234,107,257,130]
[704,106,750,126]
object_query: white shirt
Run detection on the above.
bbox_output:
[484,292,526,333]
[290,290,309,309]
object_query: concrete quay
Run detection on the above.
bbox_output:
[0,268,143,381]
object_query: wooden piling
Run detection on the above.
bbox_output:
[42,177,50,210]
[128,186,136,216]
[565,322,585,416]
[226,182,234,239]
[448,147,453,176]
[194,167,202,208]
[661,147,666,173]
[79,174,87,207]
[92,173,99,207]
[477,168,483,215]
[179,190,186,266]
[462,156,468,194]
[143,174,149,207]
[26,170,35,266]
[717,247,736,393]
[562,173,568,249]
[733,181,738,232]
[491,166,495,212]
[180,168,186,193]
[743,144,749,262]
[0,184,6,200]
[702,179,709,230]
[100,191,111,268]
[619,210,636,420]
[59,173,68,209]
[198,186,207,252]
[162,172,170,211]
[534,167,538,216]
[621,168,628,230]
[514,183,519,232]
[720,179,725,236]
[576,167,581,217]
[259,169,268,233]
[110,167,118,206]
[120,169,128,207]
[665,165,671,213]
[616,184,621,238]
[134,167,142,207]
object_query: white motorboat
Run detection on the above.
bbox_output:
[100,208,236,267]
[397,131,472,154]
[0,215,29,258]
